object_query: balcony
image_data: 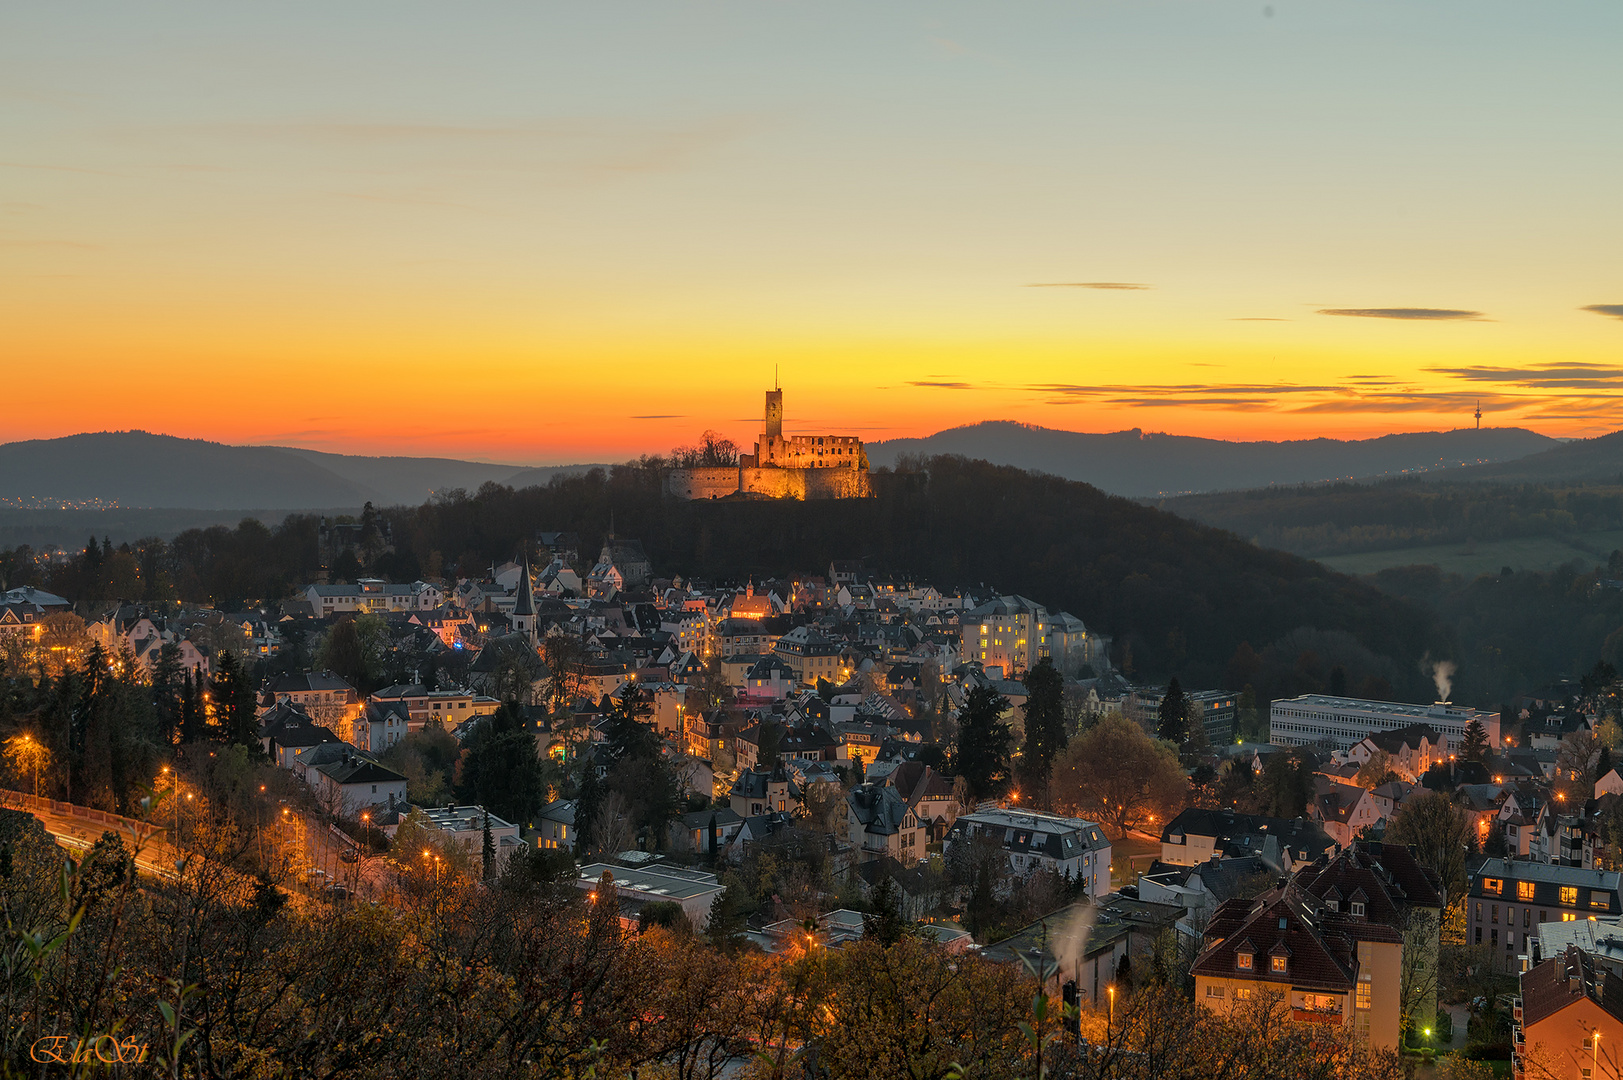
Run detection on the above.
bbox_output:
[1512,997,1522,1023]
[1290,1007,1344,1025]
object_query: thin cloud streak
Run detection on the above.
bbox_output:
[1318,307,1485,321]
[1024,282,1153,290]
[1582,304,1623,320]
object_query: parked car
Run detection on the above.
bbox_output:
[340,848,360,864]
[324,883,352,900]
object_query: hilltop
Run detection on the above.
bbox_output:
[867,422,1555,498]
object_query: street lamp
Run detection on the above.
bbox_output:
[1595,1029,1602,1080]
[1107,984,1116,1027]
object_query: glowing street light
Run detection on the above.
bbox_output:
[1107,984,1116,1026]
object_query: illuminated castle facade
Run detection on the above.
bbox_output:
[666,387,871,501]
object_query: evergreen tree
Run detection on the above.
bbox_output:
[952,685,1013,803]
[604,683,659,764]
[151,641,183,747]
[179,668,206,746]
[863,876,911,946]
[482,809,495,883]
[459,704,548,827]
[574,757,604,857]
[1461,717,1489,763]
[705,883,747,952]
[211,650,261,755]
[1157,678,1188,743]
[1016,657,1066,808]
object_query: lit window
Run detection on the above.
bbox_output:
[1518,882,1535,901]
[1271,956,1288,973]
[1355,982,1371,1010]
[1562,887,1579,906]
[1236,952,1253,971]
[1484,878,1503,894]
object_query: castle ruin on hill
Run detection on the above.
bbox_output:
[665,387,871,500]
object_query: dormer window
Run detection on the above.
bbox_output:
[1350,901,1366,917]
[1236,951,1253,971]
[1325,898,1339,912]
[1271,955,1288,974]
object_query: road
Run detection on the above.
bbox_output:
[26,800,181,881]
[8,788,387,907]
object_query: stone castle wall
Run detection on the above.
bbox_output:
[666,464,870,500]
[666,467,742,500]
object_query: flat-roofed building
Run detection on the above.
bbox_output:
[1270,694,1500,755]
[575,862,724,930]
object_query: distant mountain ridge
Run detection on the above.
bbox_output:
[0,425,1575,511]
[867,421,1557,498]
[1438,430,1623,484]
[0,431,600,511]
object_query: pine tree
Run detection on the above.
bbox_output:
[1157,678,1188,743]
[574,759,604,857]
[1016,657,1066,808]
[1461,717,1489,763]
[863,876,911,945]
[151,642,183,747]
[482,809,495,882]
[952,685,1013,803]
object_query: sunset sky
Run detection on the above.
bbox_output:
[3,2,1620,464]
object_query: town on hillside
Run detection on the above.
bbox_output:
[4,527,1622,1075]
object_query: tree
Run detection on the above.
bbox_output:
[863,876,911,946]
[1051,714,1187,834]
[1157,678,1188,743]
[604,682,660,764]
[1016,657,1066,808]
[952,685,1013,803]
[482,809,495,883]
[457,704,548,827]
[211,650,261,756]
[1257,750,1314,818]
[1236,684,1264,741]
[1355,749,1400,790]
[575,759,604,857]
[1460,718,1489,763]
[1385,789,1473,906]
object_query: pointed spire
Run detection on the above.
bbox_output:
[514,557,536,618]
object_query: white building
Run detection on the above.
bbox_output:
[944,807,1112,897]
[575,862,725,930]
[418,805,528,872]
[1270,694,1501,755]
[304,579,444,615]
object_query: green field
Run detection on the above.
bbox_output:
[1317,530,1623,578]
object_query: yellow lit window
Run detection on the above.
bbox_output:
[1236,953,1253,971]
[1355,982,1371,1010]
[1518,882,1535,901]
[1562,887,1579,906]
[1484,878,1503,894]
[1271,956,1288,973]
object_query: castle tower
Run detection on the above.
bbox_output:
[765,388,783,440]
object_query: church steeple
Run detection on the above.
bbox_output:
[512,556,537,643]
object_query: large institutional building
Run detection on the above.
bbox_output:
[665,387,871,500]
[1269,694,1500,754]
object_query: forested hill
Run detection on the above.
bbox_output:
[402,457,1445,697]
[1443,430,1623,485]
[866,422,1553,497]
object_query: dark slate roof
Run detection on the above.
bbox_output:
[1521,945,1623,1027]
